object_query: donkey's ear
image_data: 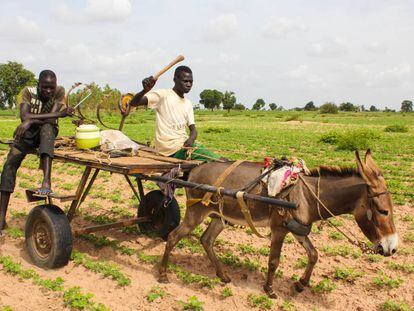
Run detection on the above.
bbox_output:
[364,149,381,175]
[355,150,370,184]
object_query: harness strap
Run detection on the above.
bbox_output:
[201,160,244,206]
[236,191,265,238]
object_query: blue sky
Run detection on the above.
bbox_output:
[1,0,413,109]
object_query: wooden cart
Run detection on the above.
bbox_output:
[24,146,200,268]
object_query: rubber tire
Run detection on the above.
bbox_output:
[137,190,180,240]
[25,204,73,269]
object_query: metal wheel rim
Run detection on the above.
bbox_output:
[31,219,52,259]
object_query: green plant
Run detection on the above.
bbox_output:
[6,227,24,239]
[321,245,352,257]
[9,210,27,219]
[177,238,204,254]
[180,296,204,311]
[403,232,414,243]
[380,299,413,311]
[33,277,64,291]
[295,256,308,269]
[63,287,109,311]
[333,266,364,282]
[237,243,255,254]
[285,113,301,122]
[319,102,338,114]
[146,286,166,302]
[373,272,403,289]
[221,287,233,298]
[387,262,414,273]
[0,255,64,291]
[365,254,383,263]
[204,127,230,134]
[319,132,340,144]
[312,278,337,293]
[71,251,131,286]
[401,214,414,222]
[284,234,294,244]
[247,294,273,310]
[281,300,297,311]
[168,264,220,289]
[384,124,409,133]
[329,231,344,240]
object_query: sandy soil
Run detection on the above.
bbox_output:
[0,156,413,311]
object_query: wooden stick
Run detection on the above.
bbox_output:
[153,55,185,80]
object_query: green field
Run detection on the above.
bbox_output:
[0,110,413,205]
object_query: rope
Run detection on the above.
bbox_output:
[298,174,374,254]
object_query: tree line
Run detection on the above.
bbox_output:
[1,61,413,113]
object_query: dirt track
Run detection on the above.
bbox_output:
[0,158,413,311]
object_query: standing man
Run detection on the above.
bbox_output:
[0,70,74,233]
[128,65,222,161]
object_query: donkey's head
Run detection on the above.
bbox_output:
[353,150,398,256]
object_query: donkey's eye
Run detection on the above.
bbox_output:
[377,209,389,216]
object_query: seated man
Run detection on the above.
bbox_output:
[128,65,223,162]
[0,70,74,233]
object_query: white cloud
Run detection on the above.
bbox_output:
[217,52,240,64]
[366,63,412,88]
[54,0,132,23]
[203,13,238,42]
[308,37,348,57]
[262,16,306,39]
[365,42,388,54]
[84,0,132,22]
[285,64,325,86]
[0,16,44,43]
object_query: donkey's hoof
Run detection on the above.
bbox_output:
[158,274,170,284]
[263,285,277,299]
[293,281,305,293]
[218,272,231,283]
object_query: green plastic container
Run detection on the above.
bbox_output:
[75,125,101,149]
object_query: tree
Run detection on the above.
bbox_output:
[339,102,356,112]
[252,98,265,110]
[319,102,338,114]
[401,100,413,112]
[234,103,246,111]
[269,103,277,111]
[369,105,379,112]
[68,82,121,111]
[0,61,36,109]
[222,91,236,112]
[199,89,223,111]
[304,101,316,111]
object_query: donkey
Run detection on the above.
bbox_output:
[158,150,398,298]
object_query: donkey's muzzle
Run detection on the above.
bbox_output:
[377,233,398,256]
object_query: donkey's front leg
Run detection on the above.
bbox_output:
[159,206,208,283]
[264,226,287,299]
[293,234,318,292]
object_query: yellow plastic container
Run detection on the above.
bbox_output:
[75,125,101,149]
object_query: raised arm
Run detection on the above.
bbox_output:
[129,76,157,108]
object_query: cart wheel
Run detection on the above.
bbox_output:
[25,204,73,269]
[138,190,180,240]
